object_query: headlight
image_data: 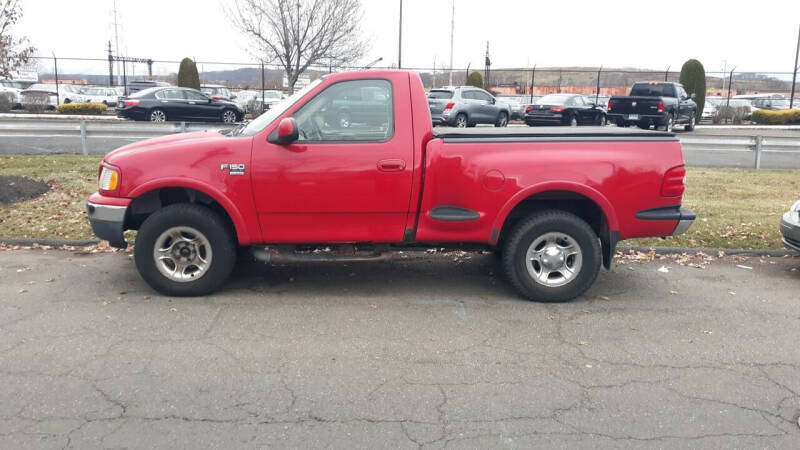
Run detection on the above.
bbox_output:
[98,166,119,191]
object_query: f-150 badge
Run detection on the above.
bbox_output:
[220,163,245,176]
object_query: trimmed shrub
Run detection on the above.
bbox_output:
[751,109,800,125]
[466,71,483,88]
[56,102,108,115]
[24,93,52,113]
[679,59,706,122]
[178,57,200,90]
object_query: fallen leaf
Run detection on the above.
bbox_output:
[599,295,610,301]
[584,364,593,369]
[736,265,753,270]
[669,290,678,295]
[658,266,670,273]
[18,289,27,294]
[170,307,177,312]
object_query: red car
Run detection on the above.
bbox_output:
[87,70,694,302]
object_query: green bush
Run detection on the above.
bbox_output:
[751,109,800,125]
[0,92,13,112]
[679,59,706,122]
[56,102,108,115]
[177,57,200,90]
[466,71,483,88]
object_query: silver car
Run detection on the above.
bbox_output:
[428,86,510,128]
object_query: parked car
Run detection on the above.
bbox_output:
[80,86,122,107]
[201,84,235,101]
[427,86,510,127]
[126,80,171,95]
[116,86,244,123]
[780,200,800,252]
[701,101,717,121]
[20,83,87,109]
[608,82,697,132]
[0,83,23,109]
[524,93,607,126]
[87,70,693,302]
[496,96,524,120]
[752,97,792,111]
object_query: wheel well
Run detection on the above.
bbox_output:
[497,190,614,267]
[125,187,237,241]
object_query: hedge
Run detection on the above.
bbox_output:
[56,103,108,115]
[751,109,800,125]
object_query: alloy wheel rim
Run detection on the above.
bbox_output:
[151,110,165,122]
[525,232,582,287]
[223,111,236,123]
[500,115,508,127]
[456,116,466,128]
[570,117,577,127]
[153,226,213,283]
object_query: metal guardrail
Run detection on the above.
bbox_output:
[0,119,230,155]
[679,134,800,169]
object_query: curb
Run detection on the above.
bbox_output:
[0,237,100,247]
[617,246,794,258]
[0,238,794,257]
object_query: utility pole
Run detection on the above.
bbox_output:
[107,41,114,87]
[448,0,454,86]
[112,1,122,85]
[484,41,491,90]
[432,57,436,89]
[397,0,403,69]
[721,60,727,92]
[790,25,799,109]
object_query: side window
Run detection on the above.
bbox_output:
[185,90,208,101]
[460,91,474,100]
[478,92,493,102]
[292,79,393,143]
[158,89,184,100]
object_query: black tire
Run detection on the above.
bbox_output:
[455,113,468,128]
[568,115,578,127]
[134,203,236,297]
[615,121,628,128]
[598,114,607,126]
[149,108,167,122]
[637,122,650,130]
[502,210,601,302]
[684,114,696,132]
[495,111,509,127]
[659,114,674,132]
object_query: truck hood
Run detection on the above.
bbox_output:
[105,130,233,164]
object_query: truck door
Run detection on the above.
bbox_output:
[251,75,415,243]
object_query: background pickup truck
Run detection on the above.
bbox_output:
[607,82,697,132]
[87,70,694,302]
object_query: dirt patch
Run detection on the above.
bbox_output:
[0,176,51,205]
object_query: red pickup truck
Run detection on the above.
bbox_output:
[87,70,694,302]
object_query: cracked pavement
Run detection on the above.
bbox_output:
[1,249,799,449]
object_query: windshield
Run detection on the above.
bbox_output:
[239,79,322,136]
[26,83,56,92]
[83,88,106,95]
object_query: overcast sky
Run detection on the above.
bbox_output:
[12,0,800,75]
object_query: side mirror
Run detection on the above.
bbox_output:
[268,117,299,145]
[490,97,496,104]
[690,93,697,100]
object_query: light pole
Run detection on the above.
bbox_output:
[398,0,403,69]
[790,25,799,109]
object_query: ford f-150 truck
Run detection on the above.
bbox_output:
[607,82,697,132]
[87,70,694,302]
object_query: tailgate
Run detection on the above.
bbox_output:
[609,96,661,115]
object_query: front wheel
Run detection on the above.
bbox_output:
[660,114,674,132]
[134,204,236,296]
[495,112,509,127]
[502,210,601,302]
[684,114,696,132]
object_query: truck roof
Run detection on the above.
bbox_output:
[433,127,676,142]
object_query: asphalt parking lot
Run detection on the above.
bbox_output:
[1,248,799,449]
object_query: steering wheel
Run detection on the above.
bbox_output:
[304,117,323,141]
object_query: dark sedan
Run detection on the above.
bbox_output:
[117,87,244,123]
[525,93,607,127]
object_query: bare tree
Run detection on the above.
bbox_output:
[226,0,367,92]
[0,0,35,79]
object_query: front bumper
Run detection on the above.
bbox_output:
[780,210,800,252]
[87,201,128,248]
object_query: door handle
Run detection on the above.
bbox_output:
[377,159,406,172]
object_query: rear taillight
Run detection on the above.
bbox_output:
[123,100,139,107]
[550,106,565,113]
[607,100,612,111]
[444,102,455,110]
[657,101,665,112]
[211,95,222,100]
[661,165,686,197]
[525,105,534,112]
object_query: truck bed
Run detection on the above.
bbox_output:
[433,126,676,142]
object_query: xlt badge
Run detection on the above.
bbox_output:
[220,163,245,176]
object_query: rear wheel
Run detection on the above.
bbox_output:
[659,114,674,132]
[221,109,238,124]
[149,108,167,123]
[598,115,607,126]
[134,204,236,297]
[502,210,601,302]
[495,112,509,127]
[569,115,578,127]
[455,113,468,128]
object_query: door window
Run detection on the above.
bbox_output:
[184,90,208,101]
[292,79,393,143]
[476,91,493,103]
[157,89,185,100]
